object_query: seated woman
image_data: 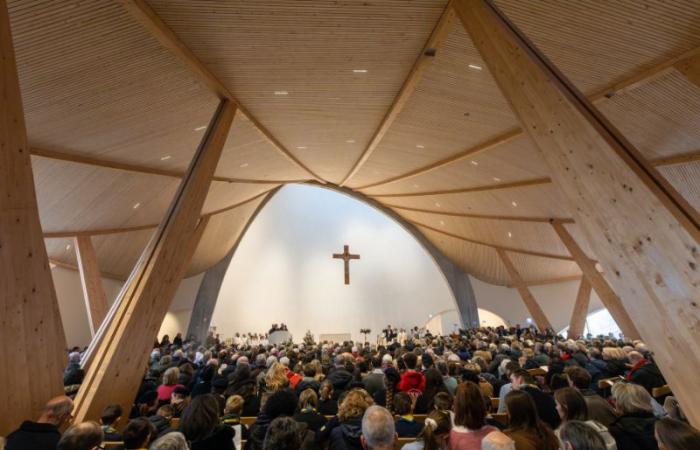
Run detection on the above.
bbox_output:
[415,369,448,414]
[559,421,608,450]
[554,387,616,449]
[180,394,234,450]
[654,417,700,450]
[318,380,338,416]
[402,409,452,450]
[608,383,659,450]
[325,389,374,450]
[449,381,501,449]
[502,390,559,450]
[157,367,184,404]
[294,389,327,433]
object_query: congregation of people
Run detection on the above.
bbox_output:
[5,325,700,450]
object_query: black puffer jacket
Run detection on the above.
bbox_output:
[609,412,659,450]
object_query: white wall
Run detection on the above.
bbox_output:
[425,308,507,335]
[470,276,605,332]
[211,185,458,342]
[51,265,203,348]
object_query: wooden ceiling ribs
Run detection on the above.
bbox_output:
[114,0,325,183]
[338,1,457,186]
[30,146,308,185]
[386,204,574,224]
[372,176,551,198]
[353,44,700,192]
[42,188,275,239]
[412,221,575,261]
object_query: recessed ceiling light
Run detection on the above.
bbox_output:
[274,90,289,96]
[296,146,307,150]
[345,139,356,143]
[470,160,479,166]
[493,177,501,182]
[507,231,513,238]
[439,220,445,226]
[435,202,441,207]
[352,69,368,73]
[428,314,433,318]
[160,155,172,161]
[511,201,518,207]
[416,144,425,149]
[65,245,71,251]
[468,64,483,70]
[240,163,249,168]
[133,202,141,209]
[194,126,207,131]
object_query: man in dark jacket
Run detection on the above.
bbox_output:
[510,369,560,429]
[6,396,73,450]
[627,352,666,395]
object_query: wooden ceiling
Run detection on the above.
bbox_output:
[9,0,700,285]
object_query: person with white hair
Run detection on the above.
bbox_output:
[149,431,189,450]
[64,351,84,386]
[361,405,396,450]
[381,354,393,368]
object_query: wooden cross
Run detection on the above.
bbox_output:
[332,245,360,285]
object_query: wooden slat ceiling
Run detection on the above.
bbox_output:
[7,0,699,286]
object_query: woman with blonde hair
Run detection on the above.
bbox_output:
[608,383,658,450]
[328,389,374,449]
[601,348,627,378]
[260,362,289,406]
[157,367,184,403]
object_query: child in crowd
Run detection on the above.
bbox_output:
[394,391,423,437]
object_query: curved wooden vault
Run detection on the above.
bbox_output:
[2,0,700,432]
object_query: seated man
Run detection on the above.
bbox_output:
[361,405,397,450]
[510,368,560,429]
[56,422,103,450]
[122,417,157,450]
[6,395,73,450]
[565,366,616,427]
[100,404,123,441]
[626,351,666,394]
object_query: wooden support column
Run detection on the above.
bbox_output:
[496,248,552,331]
[72,100,236,423]
[75,235,109,336]
[568,278,592,339]
[552,222,641,340]
[0,0,68,434]
[455,0,700,425]
[675,53,700,88]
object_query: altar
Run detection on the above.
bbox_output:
[268,330,292,345]
[319,332,352,343]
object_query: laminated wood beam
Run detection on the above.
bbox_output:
[75,236,109,336]
[568,278,592,339]
[455,0,700,425]
[72,99,236,423]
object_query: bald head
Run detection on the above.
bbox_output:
[39,396,74,426]
[57,421,103,450]
[361,405,396,450]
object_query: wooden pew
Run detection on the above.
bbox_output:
[527,368,547,377]
[491,413,508,427]
[103,443,123,450]
[241,416,257,425]
[597,376,623,391]
[490,397,499,411]
[171,417,180,429]
[652,384,672,398]
[396,437,417,448]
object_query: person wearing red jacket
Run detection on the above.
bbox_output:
[398,352,426,393]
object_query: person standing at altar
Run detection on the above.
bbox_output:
[398,329,407,346]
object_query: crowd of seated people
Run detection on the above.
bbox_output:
[4,325,700,450]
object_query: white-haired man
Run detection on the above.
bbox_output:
[361,405,396,450]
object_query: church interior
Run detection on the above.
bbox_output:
[2,0,700,449]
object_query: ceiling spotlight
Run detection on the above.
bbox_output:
[345,139,356,143]
[429,314,433,318]
[274,90,289,96]
[440,220,445,226]
[240,163,249,168]
[352,69,368,73]
[65,244,71,251]
[194,126,207,131]
[416,144,425,149]
[296,146,307,150]
[493,177,501,182]
[507,231,513,238]
[470,160,479,166]
[133,202,141,209]
[160,155,172,161]
[468,64,483,70]
[511,201,518,207]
